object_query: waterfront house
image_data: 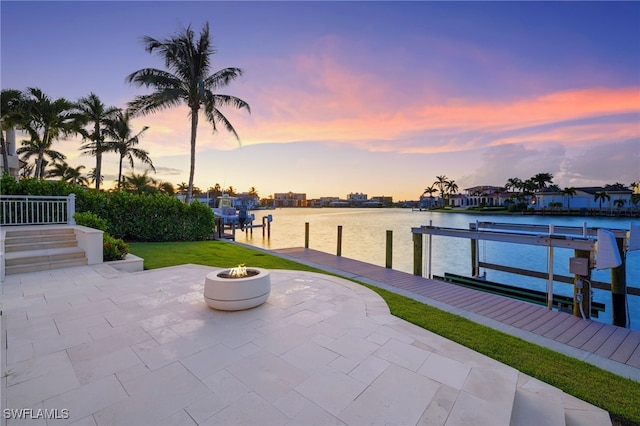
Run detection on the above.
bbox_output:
[535,186,634,212]
[273,192,307,207]
[449,186,514,208]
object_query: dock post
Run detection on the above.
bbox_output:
[305,222,309,248]
[386,230,392,269]
[470,222,480,277]
[337,225,343,256]
[267,215,271,238]
[573,249,591,319]
[611,236,627,327]
[413,232,423,276]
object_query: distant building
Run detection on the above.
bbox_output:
[0,128,21,178]
[347,192,367,202]
[273,192,307,207]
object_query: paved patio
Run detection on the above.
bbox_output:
[1,264,611,425]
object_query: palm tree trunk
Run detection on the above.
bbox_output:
[187,110,198,204]
[118,156,124,189]
[95,152,102,190]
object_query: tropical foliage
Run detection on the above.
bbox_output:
[102,110,153,188]
[16,88,79,179]
[126,22,250,204]
[75,92,119,190]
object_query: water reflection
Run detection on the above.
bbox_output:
[239,208,639,329]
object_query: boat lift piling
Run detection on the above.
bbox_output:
[413,222,637,325]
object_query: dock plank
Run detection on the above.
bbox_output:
[272,247,640,377]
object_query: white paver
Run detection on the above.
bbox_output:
[1,264,611,425]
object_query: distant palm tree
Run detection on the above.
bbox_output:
[19,88,78,179]
[75,93,119,190]
[613,199,626,210]
[560,187,577,211]
[87,167,103,187]
[531,172,554,190]
[594,191,610,212]
[122,171,157,195]
[126,22,251,204]
[421,184,438,207]
[444,179,459,206]
[157,181,175,195]
[103,110,154,189]
[17,136,66,179]
[505,177,522,192]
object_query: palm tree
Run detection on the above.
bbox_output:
[46,160,72,180]
[122,171,157,195]
[75,93,120,190]
[594,191,610,213]
[157,181,175,195]
[19,88,77,179]
[126,22,251,203]
[613,199,626,211]
[1,89,27,174]
[17,136,66,179]
[560,187,577,211]
[433,175,448,206]
[531,173,554,190]
[103,110,154,189]
[444,179,459,206]
[87,167,103,187]
[421,184,437,200]
[505,177,522,192]
[177,182,189,201]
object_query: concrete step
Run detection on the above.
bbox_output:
[4,239,78,252]
[5,257,88,275]
[4,247,86,266]
[510,374,612,426]
[4,227,75,238]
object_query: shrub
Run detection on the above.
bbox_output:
[1,176,215,242]
[103,233,129,261]
[73,211,108,231]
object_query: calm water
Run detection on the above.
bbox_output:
[238,208,640,330]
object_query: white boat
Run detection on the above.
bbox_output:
[212,195,239,224]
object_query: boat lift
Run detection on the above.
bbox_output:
[411,221,640,326]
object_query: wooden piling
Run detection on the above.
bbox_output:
[413,233,423,276]
[337,225,343,256]
[611,236,627,327]
[470,222,479,277]
[386,230,393,269]
[305,222,309,248]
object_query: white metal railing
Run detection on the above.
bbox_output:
[0,194,76,225]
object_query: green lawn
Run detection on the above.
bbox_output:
[129,240,640,425]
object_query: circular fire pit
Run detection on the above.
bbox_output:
[204,267,271,311]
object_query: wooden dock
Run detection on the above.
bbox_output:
[272,247,640,380]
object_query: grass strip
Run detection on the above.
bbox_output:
[128,240,640,425]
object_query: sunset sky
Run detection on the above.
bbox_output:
[2,1,639,201]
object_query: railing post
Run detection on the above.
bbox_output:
[67,193,76,225]
[337,225,342,256]
[385,230,392,268]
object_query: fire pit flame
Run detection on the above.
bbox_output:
[228,264,248,278]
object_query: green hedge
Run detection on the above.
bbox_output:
[1,174,214,242]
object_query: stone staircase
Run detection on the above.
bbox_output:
[510,372,611,426]
[2,226,88,275]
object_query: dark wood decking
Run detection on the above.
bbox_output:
[274,247,640,376]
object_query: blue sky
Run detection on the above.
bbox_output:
[2,1,639,200]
